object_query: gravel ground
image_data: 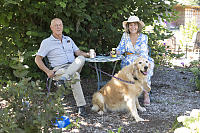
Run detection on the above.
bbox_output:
[1,65,198,132]
[60,66,200,133]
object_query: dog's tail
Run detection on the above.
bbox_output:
[91,92,106,112]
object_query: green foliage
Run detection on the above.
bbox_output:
[108,126,122,133]
[179,18,200,50]
[148,34,184,66]
[172,109,200,133]
[177,0,200,6]
[0,58,76,132]
[0,0,178,81]
[190,63,200,91]
[64,118,80,130]
[0,78,65,132]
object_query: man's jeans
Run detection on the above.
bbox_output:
[53,56,86,107]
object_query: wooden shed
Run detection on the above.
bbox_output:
[173,4,200,28]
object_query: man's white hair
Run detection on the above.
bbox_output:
[50,18,62,26]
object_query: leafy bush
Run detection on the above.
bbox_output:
[179,19,199,43]
[0,0,178,82]
[190,63,200,91]
[0,56,74,132]
[0,78,70,132]
[179,18,200,52]
[173,109,200,133]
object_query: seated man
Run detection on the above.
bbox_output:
[35,18,90,117]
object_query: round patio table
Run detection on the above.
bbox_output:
[86,55,124,90]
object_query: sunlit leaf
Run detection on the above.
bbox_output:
[13,70,29,78]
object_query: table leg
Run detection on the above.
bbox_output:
[98,63,102,83]
[95,62,109,90]
[112,61,118,75]
[94,62,101,90]
[92,61,120,90]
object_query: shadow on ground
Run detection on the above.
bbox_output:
[60,66,199,133]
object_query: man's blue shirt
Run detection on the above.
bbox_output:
[36,35,79,67]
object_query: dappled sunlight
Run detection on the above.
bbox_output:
[79,120,88,126]
[63,105,73,113]
[94,122,102,128]
[75,59,82,64]
[74,57,84,65]
[70,129,80,132]
[63,109,73,113]
[113,79,121,86]
[122,121,129,125]
[105,86,111,95]
[124,95,132,104]
[123,95,128,102]
[170,53,199,67]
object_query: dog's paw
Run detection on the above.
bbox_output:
[147,84,151,92]
[91,105,99,112]
[135,117,145,122]
[138,107,146,112]
[98,110,104,115]
[136,118,149,122]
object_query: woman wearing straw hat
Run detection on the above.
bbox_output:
[115,16,154,106]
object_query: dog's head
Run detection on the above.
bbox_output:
[132,57,151,92]
[133,56,150,78]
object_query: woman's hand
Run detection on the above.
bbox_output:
[110,50,120,57]
[110,51,112,56]
[116,51,120,55]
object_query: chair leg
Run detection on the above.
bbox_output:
[62,82,66,89]
[46,78,67,98]
[47,78,53,97]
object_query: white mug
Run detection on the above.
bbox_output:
[89,49,96,58]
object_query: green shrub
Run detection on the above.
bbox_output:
[180,19,199,44]
[0,0,178,82]
[0,56,75,132]
[190,65,200,91]
[0,78,69,132]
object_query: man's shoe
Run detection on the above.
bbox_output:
[78,106,87,117]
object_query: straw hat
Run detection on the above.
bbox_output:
[122,16,145,29]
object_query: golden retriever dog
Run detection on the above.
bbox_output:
[91,56,151,122]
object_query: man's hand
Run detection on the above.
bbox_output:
[46,70,56,78]
[75,50,90,58]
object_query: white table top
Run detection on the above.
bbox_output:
[86,55,124,63]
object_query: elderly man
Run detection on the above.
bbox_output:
[35,18,90,117]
